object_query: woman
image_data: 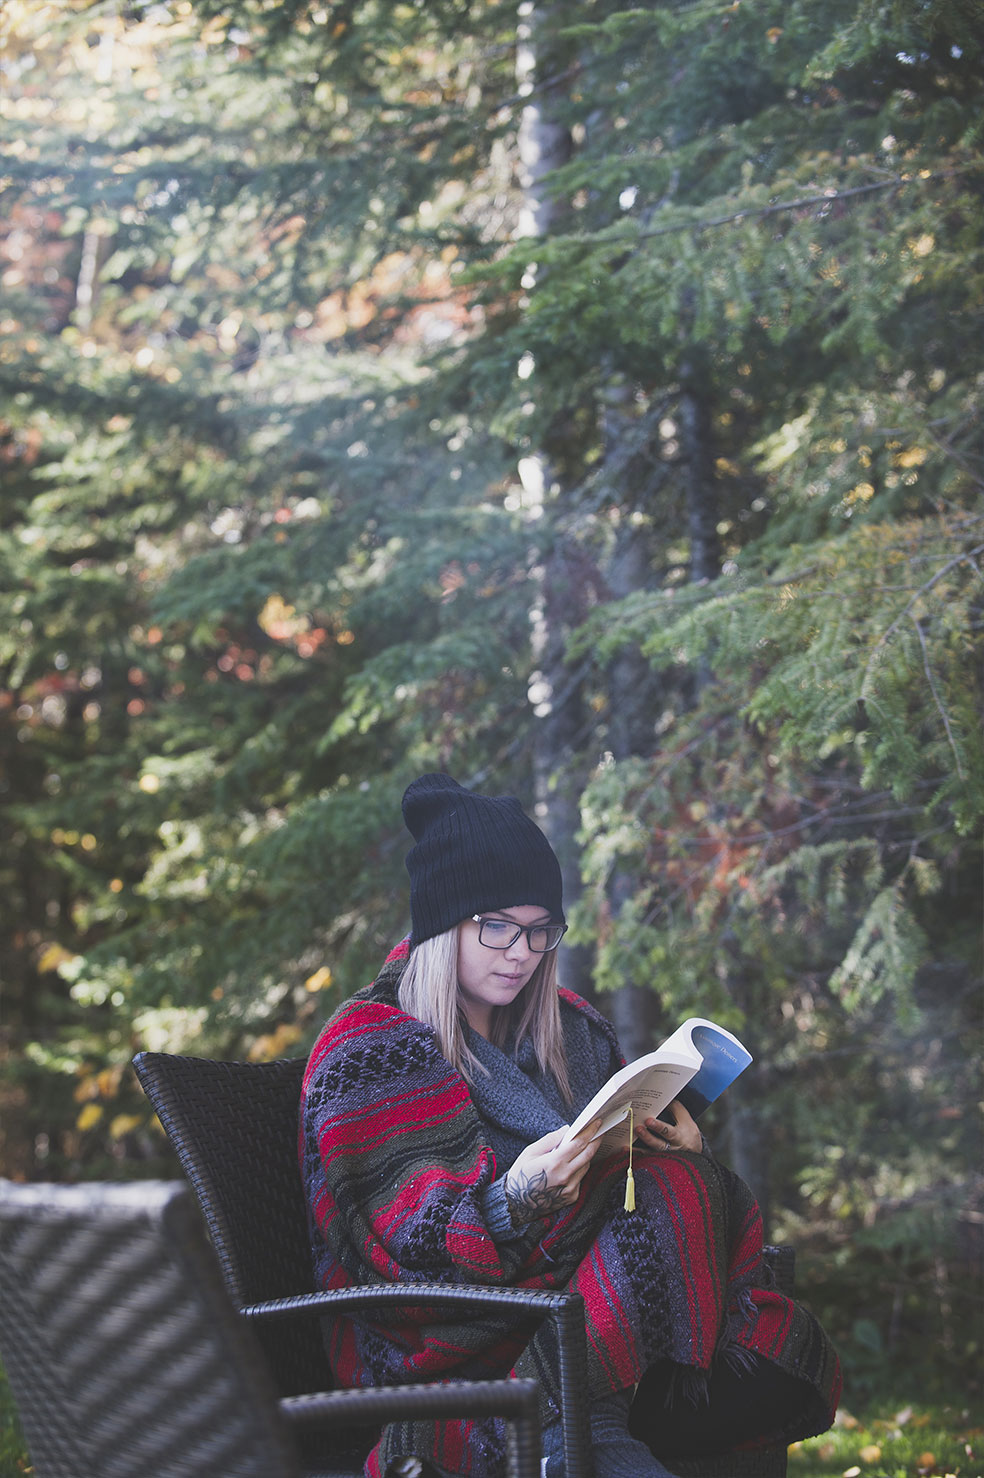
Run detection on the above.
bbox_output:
[300,773,840,1477]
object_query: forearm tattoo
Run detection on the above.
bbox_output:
[504,1168,569,1225]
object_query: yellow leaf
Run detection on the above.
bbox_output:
[38,943,75,973]
[271,1023,302,1053]
[258,593,307,640]
[109,1114,143,1140]
[305,966,332,992]
[97,1067,121,1097]
[76,1103,103,1131]
[249,1023,303,1061]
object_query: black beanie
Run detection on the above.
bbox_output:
[402,773,565,946]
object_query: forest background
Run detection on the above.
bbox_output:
[1,0,982,1448]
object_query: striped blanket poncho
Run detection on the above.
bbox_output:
[300,941,841,1476]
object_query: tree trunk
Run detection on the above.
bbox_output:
[679,358,721,585]
[602,387,663,1057]
[723,1074,774,1234]
[529,537,593,999]
[514,2,593,998]
[75,21,118,330]
[677,375,772,1198]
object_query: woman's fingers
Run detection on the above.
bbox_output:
[638,1118,673,1148]
[639,1100,702,1153]
[565,1123,601,1165]
[505,1121,604,1223]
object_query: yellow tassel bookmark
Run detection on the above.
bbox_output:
[624,1104,636,1212]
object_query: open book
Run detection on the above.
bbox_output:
[561,1017,752,1157]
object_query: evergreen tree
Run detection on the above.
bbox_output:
[0,0,980,1396]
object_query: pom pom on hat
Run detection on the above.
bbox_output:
[402,773,565,946]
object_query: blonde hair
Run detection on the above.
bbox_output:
[398,926,573,1108]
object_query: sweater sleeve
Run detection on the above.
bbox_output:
[475,1176,520,1240]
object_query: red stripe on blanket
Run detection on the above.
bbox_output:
[437,1416,471,1474]
[575,1236,642,1390]
[647,1156,722,1365]
[374,1151,494,1234]
[741,1288,795,1360]
[729,1200,765,1283]
[317,1078,470,1165]
[303,999,404,1086]
[446,1225,507,1276]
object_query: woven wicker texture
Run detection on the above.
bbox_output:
[134,1050,598,1477]
[132,1052,322,1398]
[0,1180,301,1478]
[132,1050,793,1478]
[0,1180,549,1478]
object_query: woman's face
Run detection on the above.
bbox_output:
[456,903,553,1037]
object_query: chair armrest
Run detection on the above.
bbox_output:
[243,1285,593,1478]
[280,1378,541,1478]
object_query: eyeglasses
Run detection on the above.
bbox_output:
[470,916,568,953]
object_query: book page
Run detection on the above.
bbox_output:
[562,1049,699,1152]
[560,1016,752,1158]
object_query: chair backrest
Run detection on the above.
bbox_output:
[0,1179,301,1478]
[132,1052,324,1396]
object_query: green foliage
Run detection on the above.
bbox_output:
[1,0,981,1405]
[0,1365,27,1478]
[791,1403,982,1475]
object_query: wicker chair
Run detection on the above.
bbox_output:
[132,1051,594,1478]
[133,1050,792,1478]
[0,1178,542,1478]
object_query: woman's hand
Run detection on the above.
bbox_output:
[504,1123,601,1226]
[635,1100,703,1155]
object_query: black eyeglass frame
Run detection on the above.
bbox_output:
[469,916,568,953]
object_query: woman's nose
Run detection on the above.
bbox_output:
[504,930,533,961]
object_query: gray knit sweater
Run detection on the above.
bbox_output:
[466,1000,623,1241]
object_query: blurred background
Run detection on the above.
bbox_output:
[1,0,981,1438]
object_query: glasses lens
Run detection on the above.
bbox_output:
[477,919,521,948]
[475,919,566,951]
[527,925,566,952]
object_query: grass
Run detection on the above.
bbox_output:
[791,1405,983,1478]
[0,1372,26,1478]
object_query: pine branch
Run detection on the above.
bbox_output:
[671,802,933,851]
[860,541,984,699]
[637,177,904,240]
[910,614,966,782]
[526,166,978,251]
